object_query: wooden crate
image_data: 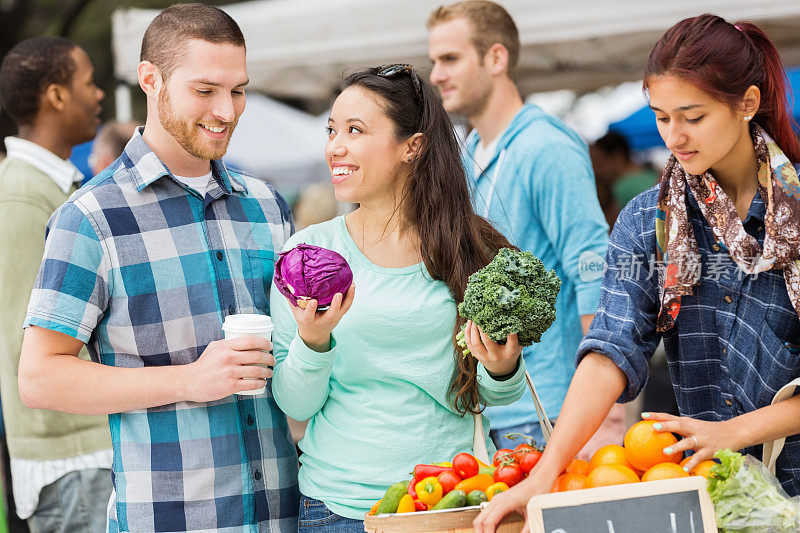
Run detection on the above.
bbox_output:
[364,506,524,533]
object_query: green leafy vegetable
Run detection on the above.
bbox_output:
[456,248,561,355]
[708,449,799,532]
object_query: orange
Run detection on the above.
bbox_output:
[589,444,632,471]
[679,458,716,479]
[641,462,690,482]
[692,460,717,479]
[564,458,590,476]
[586,464,640,488]
[624,421,681,471]
[553,472,588,492]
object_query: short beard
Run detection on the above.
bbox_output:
[157,87,235,161]
[454,82,492,120]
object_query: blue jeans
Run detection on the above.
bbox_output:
[27,468,112,533]
[299,495,364,533]
[490,420,556,451]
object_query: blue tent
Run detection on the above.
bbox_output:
[69,139,93,183]
[608,66,800,152]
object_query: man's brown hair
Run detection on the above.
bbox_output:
[140,3,246,81]
[427,1,520,78]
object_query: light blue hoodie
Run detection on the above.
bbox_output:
[465,104,609,428]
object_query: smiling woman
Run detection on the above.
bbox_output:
[270,65,528,532]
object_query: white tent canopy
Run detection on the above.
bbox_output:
[223,92,328,193]
[112,0,800,101]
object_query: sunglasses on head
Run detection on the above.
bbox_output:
[376,63,423,103]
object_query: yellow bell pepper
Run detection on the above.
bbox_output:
[437,461,453,467]
[486,482,509,500]
[415,476,444,506]
[454,473,494,494]
[396,494,415,513]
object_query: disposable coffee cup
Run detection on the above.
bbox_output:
[222,313,273,396]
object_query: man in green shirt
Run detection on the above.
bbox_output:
[0,36,110,531]
[590,131,659,226]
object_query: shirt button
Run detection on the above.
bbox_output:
[712,244,721,252]
[724,295,733,303]
[722,347,727,354]
[254,470,262,480]
[725,399,733,407]
[228,305,235,315]
[217,251,224,261]
[757,225,764,232]
[247,415,254,426]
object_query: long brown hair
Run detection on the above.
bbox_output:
[342,67,512,415]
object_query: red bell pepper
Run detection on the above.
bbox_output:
[408,464,452,498]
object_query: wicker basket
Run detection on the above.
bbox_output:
[364,506,524,533]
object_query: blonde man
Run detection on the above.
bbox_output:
[428,1,621,458]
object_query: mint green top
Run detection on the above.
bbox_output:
[271,216,526,519]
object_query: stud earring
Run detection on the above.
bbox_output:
[744,115,752,121]
[406,158,413,163]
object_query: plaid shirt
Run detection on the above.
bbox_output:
[579,173,800,496]
[25,130,299,532]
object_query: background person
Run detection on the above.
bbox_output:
[88,120,141,176]
[0,36,111,532]
[292,181,339,231]
[589,131,659,226]
[271,65,526,532]
[475,14,800,532]
[427,0,622,457]
[17,5,299,531]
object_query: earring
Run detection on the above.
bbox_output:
[744,115,752,121]
[406,158,413,163]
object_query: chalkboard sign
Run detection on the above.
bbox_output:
[527,476,716,533]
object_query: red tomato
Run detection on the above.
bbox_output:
[492,449,514,466]
[513,443,534,453]
[437,470,461,494]
[494,463,524,487]
[519,450,542,474]
[453,453,479,479]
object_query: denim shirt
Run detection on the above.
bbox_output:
[578,176,800,495]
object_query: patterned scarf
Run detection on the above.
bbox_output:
[655,125,800,332]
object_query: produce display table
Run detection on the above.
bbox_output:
[364,506,524,533]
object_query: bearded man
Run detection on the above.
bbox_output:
[18,4,299,531]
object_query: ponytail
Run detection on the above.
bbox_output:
[736,22,800,162]
[644,14,800,163]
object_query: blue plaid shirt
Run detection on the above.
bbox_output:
[579,173,800,496]
[25,130,300,532]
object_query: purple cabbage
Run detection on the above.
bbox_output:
[273,244,353,309]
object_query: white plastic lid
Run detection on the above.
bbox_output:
[222,313,273,333]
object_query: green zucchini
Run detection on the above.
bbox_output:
[466,490,488,506]
[431,489,467,510]
[376,481,410,514]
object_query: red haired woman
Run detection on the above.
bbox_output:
[475,13,800,530]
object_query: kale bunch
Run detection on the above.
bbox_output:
[457,248,561,354]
